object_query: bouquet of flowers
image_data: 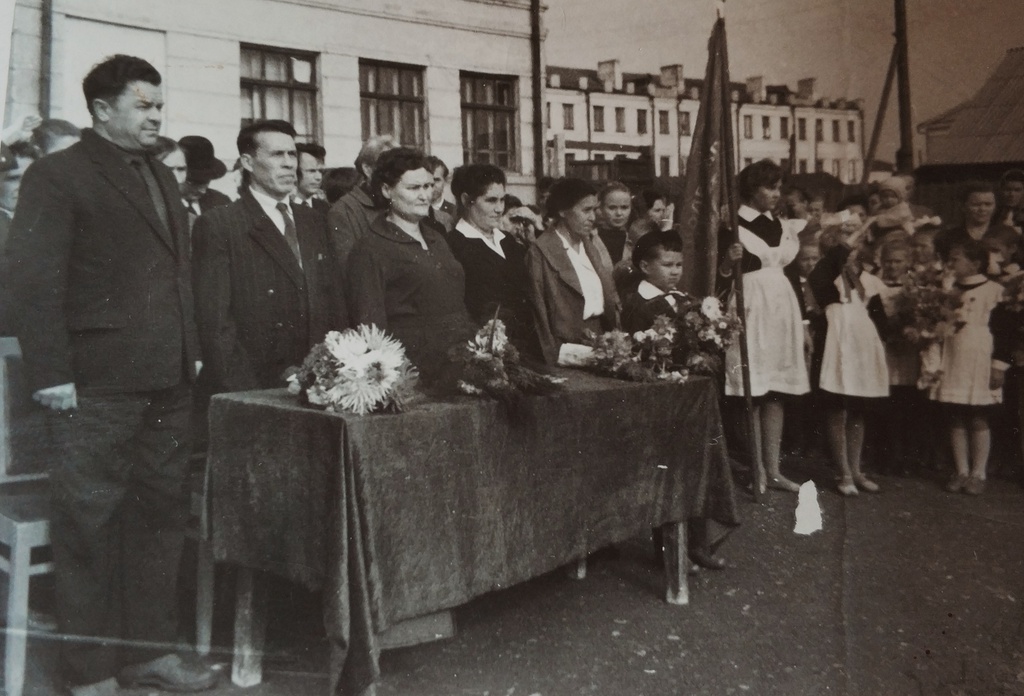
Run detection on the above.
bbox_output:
[889,269,964,350]
[584,316,687,383]
[286,324,419,415]
[677,295,743,376]
[449,319,566,401]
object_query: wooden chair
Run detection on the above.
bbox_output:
[0,337,53,696]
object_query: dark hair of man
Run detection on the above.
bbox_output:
[450,164,506,206]
[82,54,162,117]
[370,147,431,203]
[545,177,596,219]
[33,119,80,153]
[633,230,683,270]
[425,155,449,179]
[322,167,360,204]
[236,120,296,157]
[150,135,182,162]
[1000,169,1024,186]
[296,142,326,161]
[960,180,996,202]
[738,159,783,202]
[599,181,631,204]
[503,194,524,211]
[783,185,809,204]
[949,238,988,269]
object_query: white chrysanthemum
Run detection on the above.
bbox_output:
[701,297,723,320]
[312,324,412,415]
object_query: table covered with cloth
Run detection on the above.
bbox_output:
[207,370,740,696]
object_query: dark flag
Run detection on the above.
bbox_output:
[678,14,738,297]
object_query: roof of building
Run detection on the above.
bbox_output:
[918,46,1024,165]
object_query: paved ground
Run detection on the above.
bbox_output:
[18,458,1024,696]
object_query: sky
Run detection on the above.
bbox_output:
[544,0,1024,167]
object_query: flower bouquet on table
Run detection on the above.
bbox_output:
[286,324,419,415]
[888,267,964,389]
[448,319,566,402]
[584,316,687,383]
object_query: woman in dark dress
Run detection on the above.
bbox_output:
[448,164,538,357]
[346,148,475,384]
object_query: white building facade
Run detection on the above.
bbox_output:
[546,62,866,185]
[6,0,542,198]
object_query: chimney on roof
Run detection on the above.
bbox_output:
[797,77,817,102]
[597,59,622,91]
[745,76,765,103]
[659,64,684,89]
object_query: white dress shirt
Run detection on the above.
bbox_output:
[455,218,506,258]
[249,186,291,236]
[555,229,604,319]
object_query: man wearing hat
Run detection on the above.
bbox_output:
[178,135,231,230]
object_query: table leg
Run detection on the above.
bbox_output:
[231,568,267,687]
[662,521,689,606]
[566,558,587,580]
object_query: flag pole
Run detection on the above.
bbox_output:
[716,4,762,501]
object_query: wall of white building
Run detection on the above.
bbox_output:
[6,0,540,197]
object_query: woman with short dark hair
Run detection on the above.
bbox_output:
[346,147,474,383]
[449,164,538,356]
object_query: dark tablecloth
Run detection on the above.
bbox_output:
[208,371,739,695]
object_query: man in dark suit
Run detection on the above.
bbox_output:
[5,55,216,695]
[327,134,395,269]
[426,154,457,233]
[178,135,232,233]
[292,141,329,215]
[192,120,346,396]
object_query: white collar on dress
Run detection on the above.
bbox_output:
[637,280,667,300]
[738,205,773,222]
[455,218,505,246]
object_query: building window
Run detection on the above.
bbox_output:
[594,153,606,162]
[815,118,824,141]
[637,109,648,135]
[461,72,517,168]
[615,107,626,133]
[848,120,857,143]
[659,110,670,135]
[742,115,753,139]
[593,105,605,132]
[815,158,824,172]
[831,159,840,176]
[359,60,425,149]
[545,102,550,128]
[678,111,691,136]
[798,159,808,173]
[660,156,670,176]
[849,159,858,181]
[832,119,841,142]
[780,117,789,140]
[562,103,574,131]
[762,116,771,140]
[240,45,318,141]
[797,117,807,141]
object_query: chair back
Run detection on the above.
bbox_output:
[0,338,50,482]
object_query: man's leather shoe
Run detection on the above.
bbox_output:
[118,654,217,692]
[69,677,118,696]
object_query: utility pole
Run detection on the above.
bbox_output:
[894,0,914,172]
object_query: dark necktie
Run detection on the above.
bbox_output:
[129,156,170,234]
[276,202,302,268]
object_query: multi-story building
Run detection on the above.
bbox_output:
[546,61,866,184]
[5,0,543,199]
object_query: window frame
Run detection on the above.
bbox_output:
[659,109,670,135]
[460,71,519,170]
[562,103,575,131]
[797,117,807,141]
[742,114,753,140]
[678,110,691,137]
[615,107,626,133]
[593,105,606,133]
[359,59,427,150]
[762,115,771,140]
[831,119,841,143]
[637,109,648,135]
[780,116,789,140]
[848,120,857,143]
[240,44,320,141]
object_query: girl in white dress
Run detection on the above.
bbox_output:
[809,231,889,496]
[933,239,1006,495]
[719,160,810,494]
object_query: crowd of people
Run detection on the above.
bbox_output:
[2,52,1024,695]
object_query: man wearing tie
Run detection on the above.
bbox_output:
[5,54,215,695]
[192,120,346,396]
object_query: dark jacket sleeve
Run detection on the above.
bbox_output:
[5,158,77,391]
[990,302,1020,366]
[525,245,560,365]
[345,239,390,331]
[191,211,260,393]
[808,243,849,309]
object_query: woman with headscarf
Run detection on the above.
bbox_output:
[526,178,620,365]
